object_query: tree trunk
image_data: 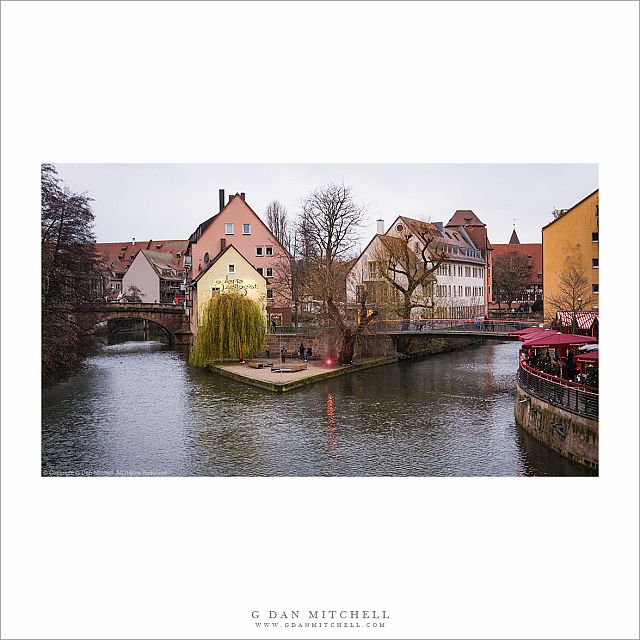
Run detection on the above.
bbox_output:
[338,328,355,365]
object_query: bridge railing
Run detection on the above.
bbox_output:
[92,302,185,312]
[517,362,598,420]
[366,318,541,334]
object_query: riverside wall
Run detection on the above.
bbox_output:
[266,333,486,361]
[514,381,598,470]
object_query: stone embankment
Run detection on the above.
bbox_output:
[514,381,598,470]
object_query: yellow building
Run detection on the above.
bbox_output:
[542,190,599,321]
[190,244,267,333]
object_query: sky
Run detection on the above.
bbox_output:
[55,164,598,248]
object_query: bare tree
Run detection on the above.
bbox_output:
[265,200,290,252]
[546,256,594,324]
[297,183,369,364]
[41,164,101,379]
[369,222,447,327]
[492,251,530,311]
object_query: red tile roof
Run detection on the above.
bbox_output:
[491,242,542,282]
[396,216,485,264]
[95,239,188,276]
[445,210,486,228]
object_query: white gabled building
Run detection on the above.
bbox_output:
[347,215,487,320]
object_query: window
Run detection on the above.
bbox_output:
[176,252,181,258]
[211,287,221,296]
[226,223,234,235]
[228,264,235,274]
[265,246,274,256]
[592,258,599,268]
[256,246,263,256]
[396,224,404,232]
[592,284,599,294]
[592,232,598,243]
[266,289,274,300]
[243,224,251,234]
[265,267,273,277]
[256,267,264,276]
[204,252,210,264]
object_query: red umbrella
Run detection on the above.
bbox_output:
[522,333,598,348]
[515,329,559,343]
[574,350,599,363]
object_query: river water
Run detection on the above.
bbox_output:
[41,338,594,476]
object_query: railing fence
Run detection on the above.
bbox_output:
[517,364,598,420]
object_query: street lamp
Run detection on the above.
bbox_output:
[577,296,583,310]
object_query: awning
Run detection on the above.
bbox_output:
[522,333,598,348]
[574,350,599,363]
[514,329,559,343]
[556,311,599,330]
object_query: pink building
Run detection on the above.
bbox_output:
[185,190,292,328]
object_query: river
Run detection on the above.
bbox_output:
[41,337,595,476]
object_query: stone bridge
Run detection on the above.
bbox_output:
[78,303,192,345]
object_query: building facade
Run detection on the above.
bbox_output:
[542,190,599,320]
[491,228,543,309]
[95,239,187,298]
[185,191,291,326]
[190,244,267,332]
[445,210,493,309]
[347,215,486,320]
[122,249,184,303]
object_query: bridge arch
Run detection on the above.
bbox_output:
[91,314,174,343]
[77,304,192,346]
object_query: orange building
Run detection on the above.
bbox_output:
[542,190,599,321]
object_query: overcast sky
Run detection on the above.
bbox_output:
[55,164,598,247]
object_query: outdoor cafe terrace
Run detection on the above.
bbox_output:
[509,327,599,420]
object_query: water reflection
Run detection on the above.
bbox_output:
[326,393,339,459]
[42,339,596,476]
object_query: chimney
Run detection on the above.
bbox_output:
[240,192,245,201]
[219,189,225,212]
[220,238,226,252]
[376,219,384,235]
[131,237,135,245]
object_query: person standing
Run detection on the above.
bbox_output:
[299,343,305,360]
[280,346,286,364]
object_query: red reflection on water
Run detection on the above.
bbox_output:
[327,393,339,458]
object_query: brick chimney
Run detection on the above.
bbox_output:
[240,192,245,201]
[376,219,385,234]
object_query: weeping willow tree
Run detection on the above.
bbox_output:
[189,293,266,366]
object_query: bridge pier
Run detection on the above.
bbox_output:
[173,330,192,347]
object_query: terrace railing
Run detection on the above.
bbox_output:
[517,362,598,420]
